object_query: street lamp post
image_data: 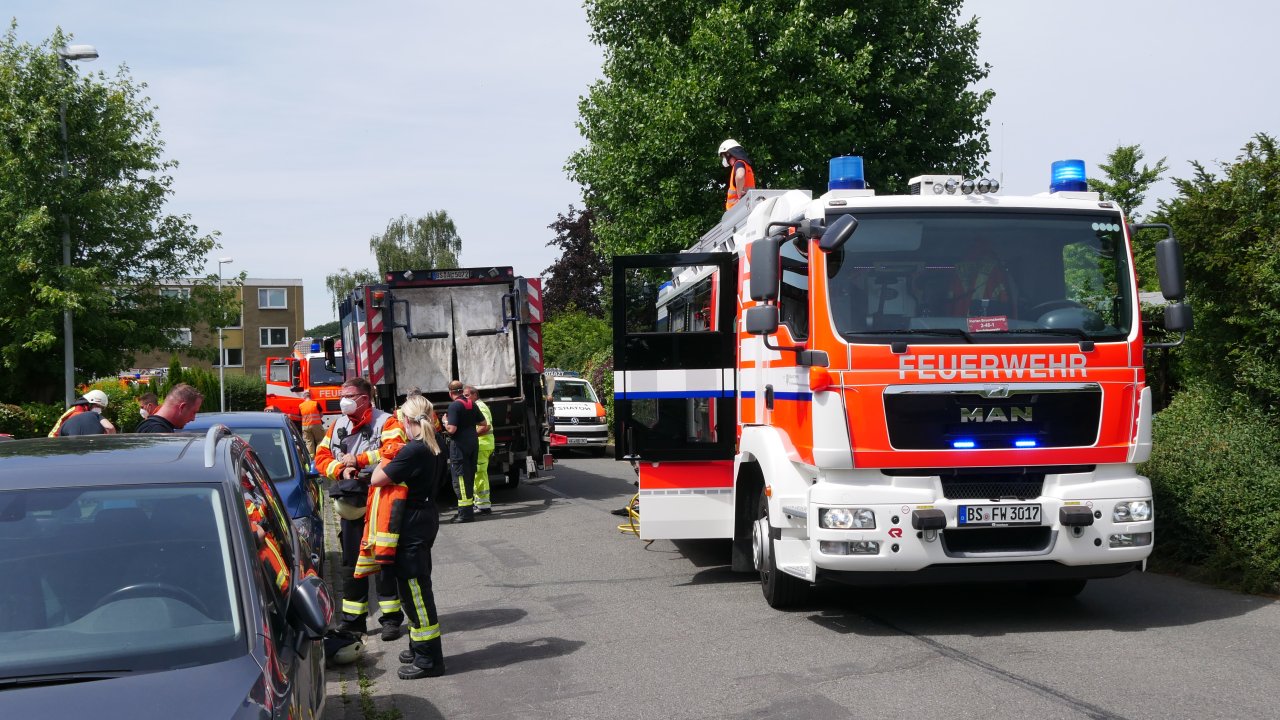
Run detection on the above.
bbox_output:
[217,257,234,412]
[56,43,99,406]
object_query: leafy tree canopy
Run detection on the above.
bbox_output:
[324,267,380,318]
[542,306,611,372]
[543,205,609,318]
[305,320,340,339]
[370,211,462,275]
[1151,133,1280,410]
[569,0,993,256]
[0,23,221,402]
[1090,144,1168,290]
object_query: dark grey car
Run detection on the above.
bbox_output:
[0,428,332,719]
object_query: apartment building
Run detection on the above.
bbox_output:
[130,278,305,379]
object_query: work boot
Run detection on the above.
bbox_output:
[398,637,446,679]
[336,615,368,635]
[399,644,415,665]
[451,506,475,524]
[380,620,402,641]
[478,507,492,515]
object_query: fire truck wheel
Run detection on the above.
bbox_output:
[506,464,521,488]
[753,489,809,609]
[1027,578,1087,598]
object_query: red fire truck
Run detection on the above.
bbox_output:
[612,157,1191,607]
[264,339,345,425]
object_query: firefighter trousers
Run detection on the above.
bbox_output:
[450,442,479,509]
[339,515,402,625]
[394,507,441,662]
[302,424,325,459]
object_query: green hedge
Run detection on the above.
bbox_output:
[1142,384,1280,594]
[581,348,614,434]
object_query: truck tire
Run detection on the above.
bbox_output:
[506,463,521,489]
[753,488,809,609]
[731,464,764,572]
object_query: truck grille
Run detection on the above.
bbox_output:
[942,527,1054,555]
[883,383,1102,450]
[881,465,1094,501]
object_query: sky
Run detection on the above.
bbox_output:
[8,1,1277,329]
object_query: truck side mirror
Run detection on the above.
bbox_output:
[1154,237,1186,302]
[817,214,858,253]
[744,305,779,335]
[1164,302,1193,333]
[749,236,784,301]
[322,337,338,374]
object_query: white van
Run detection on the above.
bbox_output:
[544,373,608,453]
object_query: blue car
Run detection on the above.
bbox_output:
[0,429,332,719]
[186,412,325,572]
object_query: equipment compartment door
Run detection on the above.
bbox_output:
[612,252,738,461]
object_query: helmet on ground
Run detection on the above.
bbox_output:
[718,139,742,156]
[83,389,109,408]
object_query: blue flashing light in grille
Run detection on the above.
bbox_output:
[1015,439,1038,448]
[829,155,866,190]
[952,439,976,449]
[1050,159,1087,192]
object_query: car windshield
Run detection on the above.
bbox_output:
[554,381,597,402]
[308,357,344,386]
[825,210,1133,341]
[0,484,243,678]
[235,429,294,482]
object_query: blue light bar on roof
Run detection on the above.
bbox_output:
[310,342,320,352]
[952,439,976,449]
[829,155,866,190]
[1050,159,1088,192]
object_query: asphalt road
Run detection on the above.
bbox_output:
[324,453,1280,720]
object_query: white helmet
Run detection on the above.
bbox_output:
[83,389,109,408]
[719,139,742,167]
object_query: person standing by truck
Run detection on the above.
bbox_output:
[297,389,325,459]
[315,377,407,639]
[444,380,487,523]
[465,384,494,515]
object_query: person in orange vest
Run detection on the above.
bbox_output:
[719,138,756,210]
[315,377,407,640]
[298,389,325,458]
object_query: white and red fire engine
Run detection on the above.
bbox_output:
[612,157,1191,607]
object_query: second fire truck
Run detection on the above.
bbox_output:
[612,157,1191,607]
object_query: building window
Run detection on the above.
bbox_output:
[161,287,191,300]
[169,328,192,346]
[260,327,289,347]
[258,288,288,310]
[216,348,244,367]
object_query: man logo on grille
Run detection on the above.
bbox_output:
[960,407,1032,422]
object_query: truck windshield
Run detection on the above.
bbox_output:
[308,357,344,385]
[824,210,1132,341]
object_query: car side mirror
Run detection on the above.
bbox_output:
[322,337,339,374]
[1154,237,1186,301]
[749,236,784,301]
[1164,302,1193,333]
[290,572,333,640]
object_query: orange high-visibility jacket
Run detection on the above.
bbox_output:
[298,399,322,427]
[353,479,408,578]
[725,159,756,210]
[314,409,405,480]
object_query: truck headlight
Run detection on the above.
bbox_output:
[1113,500,1152,523]
[819,507,875,529]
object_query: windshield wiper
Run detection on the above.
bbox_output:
[848,328,976,344]
[0,670,131,690]
[1006,328,1092,341]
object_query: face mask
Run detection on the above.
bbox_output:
[139,409,149,419]
[91,406,103,415]
[722,155,729,168]
[339,397,358,415]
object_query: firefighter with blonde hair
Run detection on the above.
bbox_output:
[372,393,450,679]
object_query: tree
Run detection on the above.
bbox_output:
[306,320,340,338]
[568,0,993,257]
[370,211,462,275]
[1089,144,1168,290]
[1088,144,1168,222]
[1151,133,1280,410]
[543,205,609,317]
[542,307,611,371]
[0,24,220,402]
[324,267,379,318]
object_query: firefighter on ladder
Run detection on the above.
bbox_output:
[719,138,756,210]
